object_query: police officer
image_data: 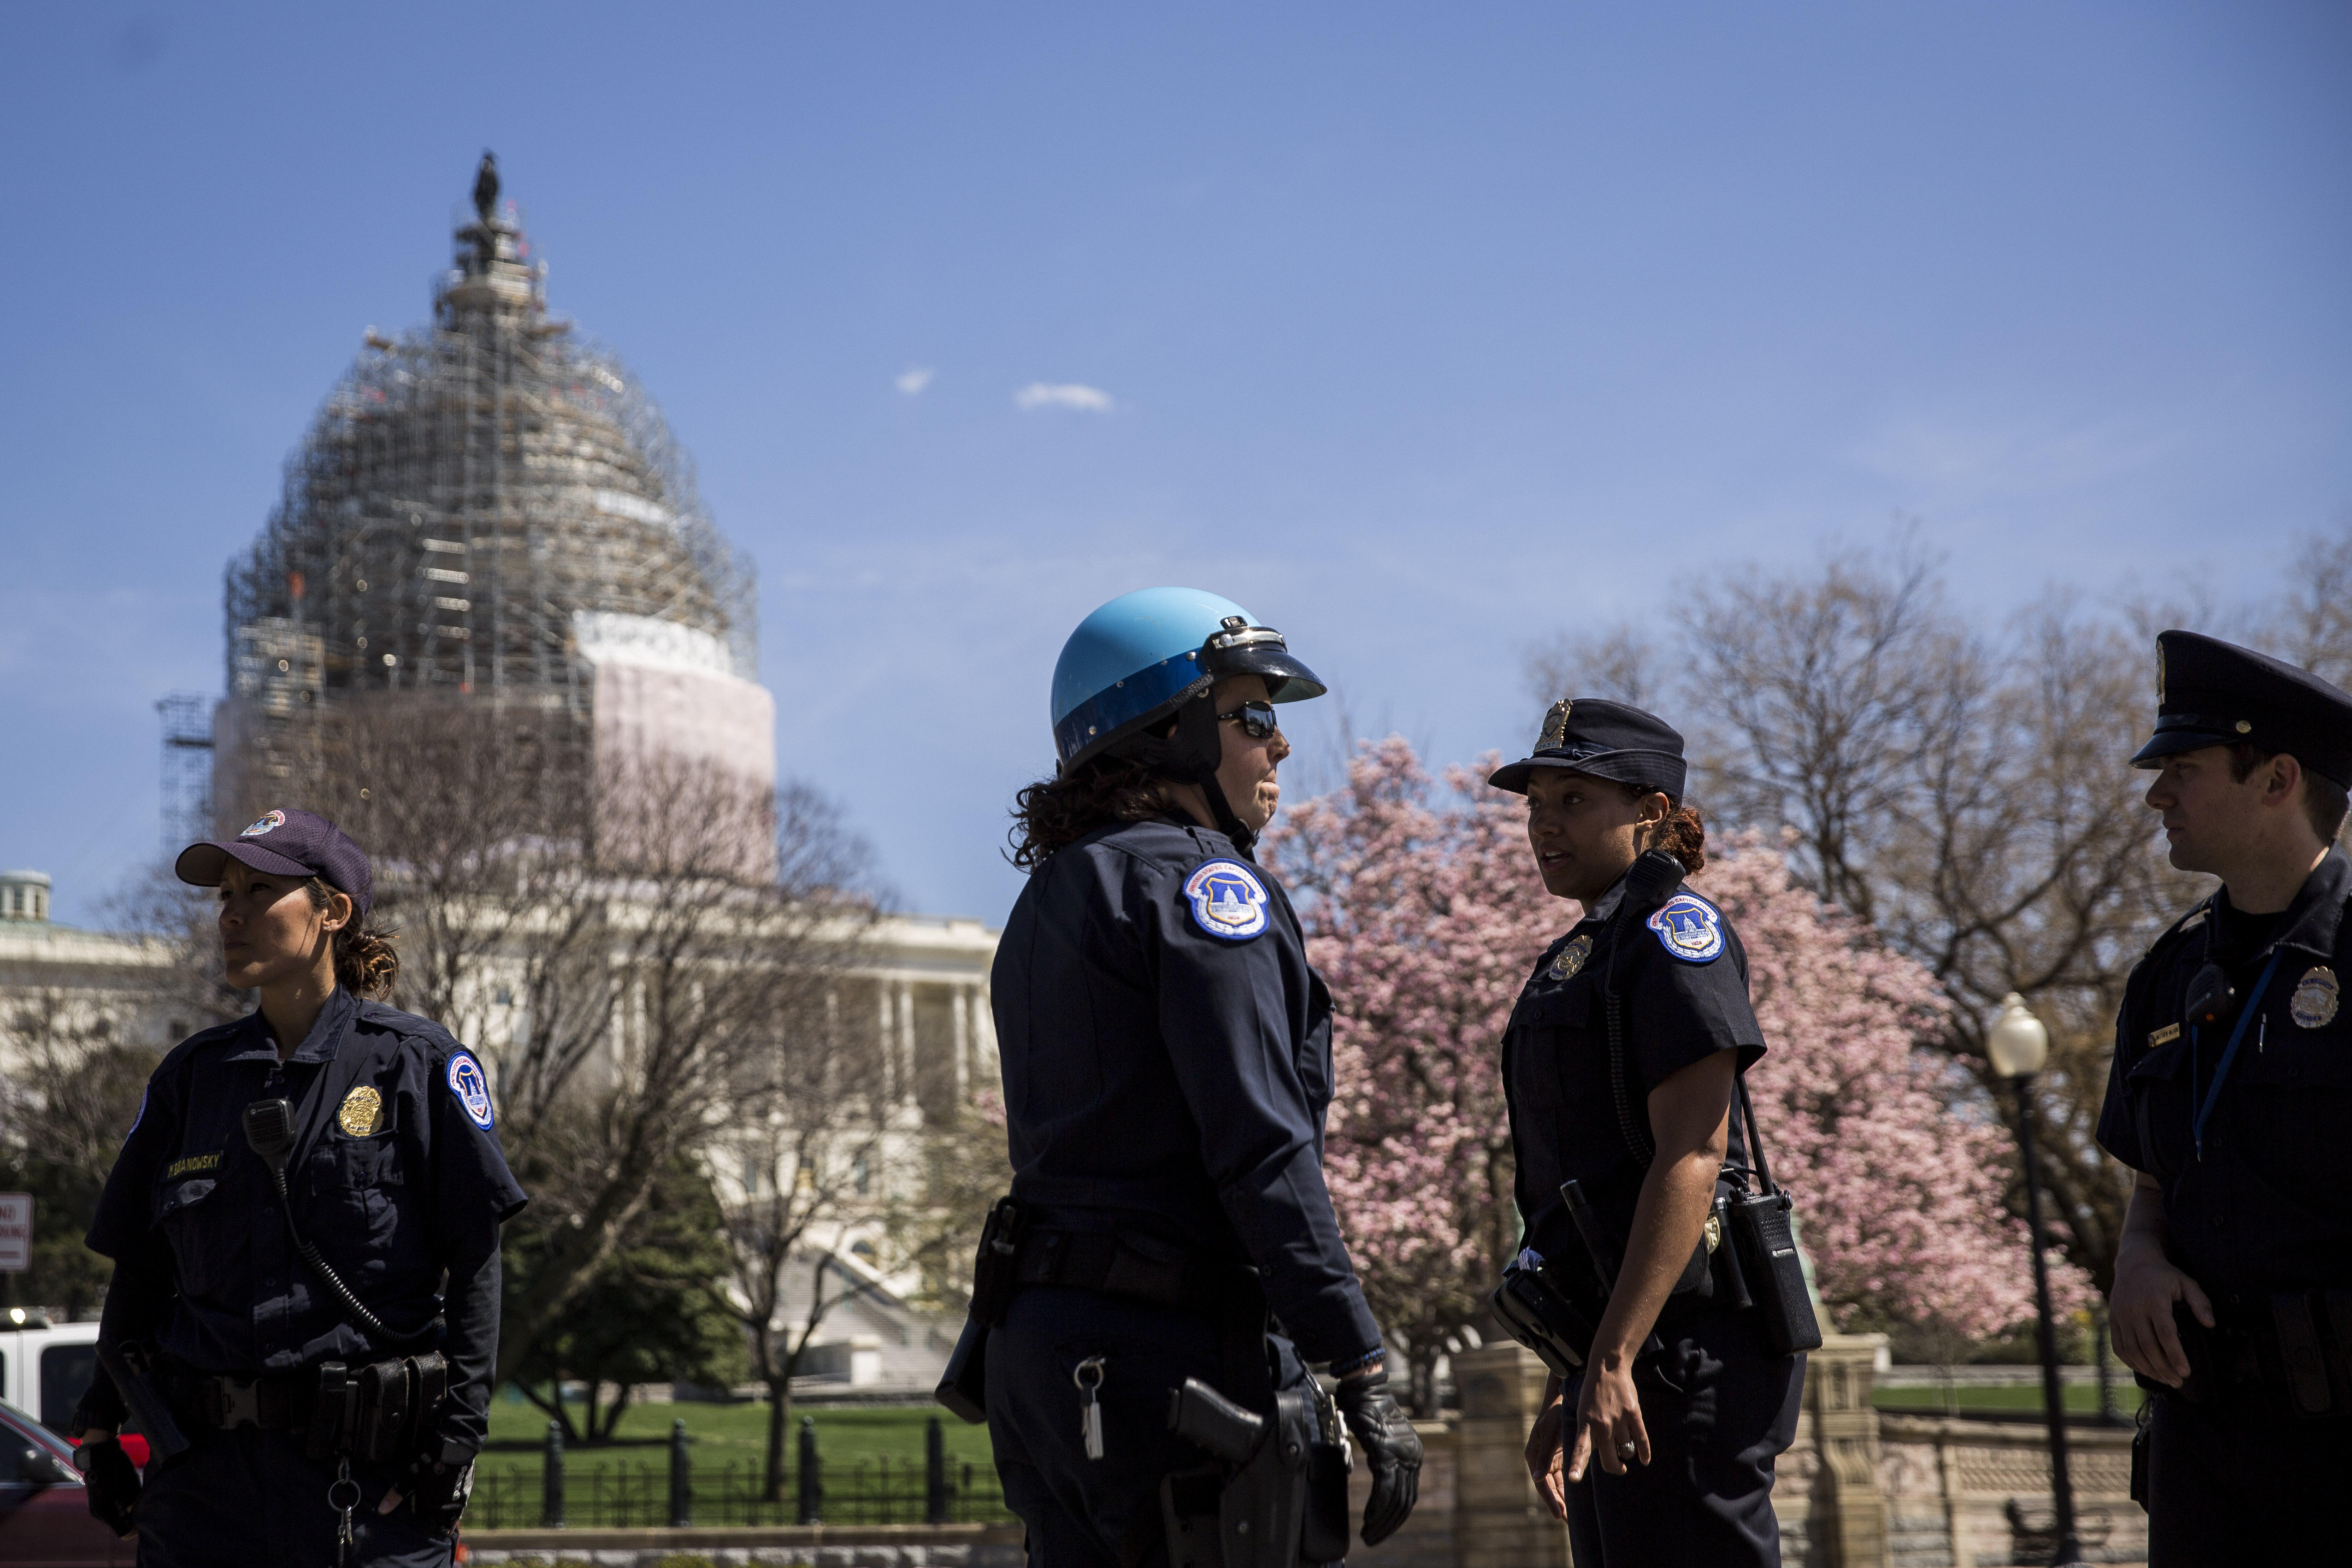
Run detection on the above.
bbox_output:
[982,586,1421,1566]
[2097,631,2352,1564]
[71,808,526,1566]
[1487,699,1804,1568]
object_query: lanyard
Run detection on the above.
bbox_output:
[2192,950,2283,1162]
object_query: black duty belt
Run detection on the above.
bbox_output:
[1014,1228,1253,1313]
[165,1373,314,1433]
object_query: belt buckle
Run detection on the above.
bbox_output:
[219,1378,263,1430]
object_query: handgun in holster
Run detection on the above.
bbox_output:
[1162,1376,1350,1568]
[94,1340,191,1466]
[937,1196,1026,1425]
[1489,1251,1602,1376]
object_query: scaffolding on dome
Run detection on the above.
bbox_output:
[220,159,757,811]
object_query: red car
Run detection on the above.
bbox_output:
[0,1395,126,1565]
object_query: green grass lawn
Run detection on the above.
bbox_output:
[1874,1380,2147,1418]
[469,1391,1010,1528]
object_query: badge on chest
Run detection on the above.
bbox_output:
[338,1085,386,1137]
[1548,935,1593,982]
[2291,967,2340,1030]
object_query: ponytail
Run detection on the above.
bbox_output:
[1618,784,1708,875]
[303,878,401,998]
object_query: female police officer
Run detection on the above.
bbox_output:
[1487,699,1804,1568]
[71,808,525,1566]
[981,587,1420,1566]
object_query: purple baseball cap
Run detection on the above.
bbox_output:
[175,808,375,917]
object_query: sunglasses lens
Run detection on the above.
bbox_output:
[1242,702,1276,738]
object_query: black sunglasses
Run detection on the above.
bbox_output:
[1218,701,1279,740]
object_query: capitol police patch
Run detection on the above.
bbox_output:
[448,1051,495,1129]
[1184,859,1270,941]
[239,809,286,839]
[1646,894,1726,963]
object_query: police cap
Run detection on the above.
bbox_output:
[1487,697,1688,799]
[175,808,375,916]
[2132,630,2352,787]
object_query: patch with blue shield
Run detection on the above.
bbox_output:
[1645,893,1726,963]
[1184,859,1270,941]
[448,1051,496,1129]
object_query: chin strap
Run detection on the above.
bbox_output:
[1109,691,1258,860]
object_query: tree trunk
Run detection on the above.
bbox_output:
[763,1373,792,1503]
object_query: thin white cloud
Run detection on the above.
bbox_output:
[1014,382,1114,413]
[895,366,935,396]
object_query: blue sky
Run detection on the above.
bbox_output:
[2,3,2346,927]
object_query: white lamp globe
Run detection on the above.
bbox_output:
[1987,992,2051,1079]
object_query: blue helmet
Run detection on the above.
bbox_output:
[1050,587,1326,777]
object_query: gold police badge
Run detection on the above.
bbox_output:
[1538,698,1573,751]
[338,1085,385,1137]
[1549,934,1593,981]
[2290,967,2340,1030]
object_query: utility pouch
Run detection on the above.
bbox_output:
[969,1196,1026,1327]
[306,1362,351,1461]
[1709,1191,1754,1311]
[353,1357,411,1463]
[1723,1185,1821,1355]
[936,1315,989,1425]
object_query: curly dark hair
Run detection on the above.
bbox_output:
[1007,754,1180,870]
[1612,781,1708,875]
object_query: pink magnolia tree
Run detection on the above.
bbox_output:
[1269,739,2086,1407]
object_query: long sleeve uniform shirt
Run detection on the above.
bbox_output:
[990,815,1381,1364]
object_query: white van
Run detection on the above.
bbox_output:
[0,1318,102,1439]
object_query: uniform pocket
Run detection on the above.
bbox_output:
[154,1178,222,1297]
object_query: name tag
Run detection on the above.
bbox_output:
[2146,1023,2181,1048]
[165,1151,221,1180]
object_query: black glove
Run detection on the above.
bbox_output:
[74,1435,141,1537]
[391,1440,476,1536]
[1335,1368,1422,1546]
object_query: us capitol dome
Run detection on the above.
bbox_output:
[214,154,773,816]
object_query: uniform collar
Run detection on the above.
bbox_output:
[1582,871,1630,925]
[222,985,360,1066]
[2214,849,2349,964]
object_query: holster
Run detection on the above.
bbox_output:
[935,1197,1026,1425]
[1163,1377,1349,1568]
[1489,1253,1600,1376]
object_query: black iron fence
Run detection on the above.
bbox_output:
[465,1415,1014,1531]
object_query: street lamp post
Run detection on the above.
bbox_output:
[1988,992,2084,1567]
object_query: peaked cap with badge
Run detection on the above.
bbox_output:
[2132,630,2352,786]
[174,806,376,916]
[1487,697,1689,799]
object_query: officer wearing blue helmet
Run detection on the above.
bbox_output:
[977,587,1421,1566]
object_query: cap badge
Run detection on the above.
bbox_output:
[338,1085,385,1137]
[239,810,287,839]
[2291,967,2339,1030]
[1184,859,1270,941]
[448,1051,495,1129]
[1538,700,1573,752]
[1549,934,1593,982]
[1647,893,1726,964]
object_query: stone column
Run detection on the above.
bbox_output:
[1451,1343,1569,1568]
[898,981,919,1107]
[1805,1332,1890,1568]
[951,985,971,1103]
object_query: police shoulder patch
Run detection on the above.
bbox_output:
[1645,893,1726,964]
[1183,858,1270,941]
[447,1051,495,1129]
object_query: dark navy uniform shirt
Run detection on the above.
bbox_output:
[2096,850,2352,1306]
[1502,871,1765,1268]
[990,814,1381,1364]
[83,988,526,1446]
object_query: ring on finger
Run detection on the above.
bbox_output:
[1616,1440,1637,1459]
